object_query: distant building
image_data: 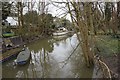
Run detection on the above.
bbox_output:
[6,17,18,26]
[2,17,18,33]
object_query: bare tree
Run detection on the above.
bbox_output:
[66,2,95,67]
[17,2,24,27]
[117,1,120,31]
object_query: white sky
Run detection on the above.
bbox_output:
[22,0,71,20]
[7,0,72,25]
[6,0,119,25]
[21,0,120,21]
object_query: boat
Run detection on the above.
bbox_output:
[53,31,68,36]
[16,47,31,65]
[3,32,14,37]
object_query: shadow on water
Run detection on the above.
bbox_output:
[2,34,93,78]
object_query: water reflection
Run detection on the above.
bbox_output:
[28,38,54,53]
[2,34,93,78]
[69,46,93,78]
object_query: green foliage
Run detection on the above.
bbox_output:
[24,12,54,29]
[24,11,38,25]
[22,11,55,36]
[2,2,12,20]
[61,18,73,30]
[53,17,72,30]
[95,35,118,56]
[105,3,112,21]
[39,13,54,28]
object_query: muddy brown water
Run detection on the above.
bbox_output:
[2,34,93,78]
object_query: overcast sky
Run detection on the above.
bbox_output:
[7,0,71,25]
[22,0,71,21]
[6,0,119,25]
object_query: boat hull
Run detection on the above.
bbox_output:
[17,54,31,65]
[53,32,68,36]
[3,33,14,37]
[16,48,31,65]
[17,61,27,65]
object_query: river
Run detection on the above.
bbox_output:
[2,34,93,78]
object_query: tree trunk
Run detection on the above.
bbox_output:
[117,2,120,30]
[18,2,23,28]
[19,2,24,28]
[18,2,20,27]
[67,2,94,67]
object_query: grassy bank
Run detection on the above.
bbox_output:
[95,35,119,57]
[94,35,119,77]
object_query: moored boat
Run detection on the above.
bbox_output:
[3,32,14,37]
[16,47,31,65]
[53,31,68,36]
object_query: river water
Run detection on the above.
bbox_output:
[2,34,93,78]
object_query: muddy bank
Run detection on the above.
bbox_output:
[93,55,118,79]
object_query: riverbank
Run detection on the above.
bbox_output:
[93,35,119,78]
[1,34,51,62]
